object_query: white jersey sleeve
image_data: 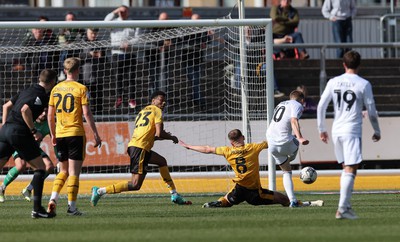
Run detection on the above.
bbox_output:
[266,100,303,145]
[364,82,381,135]
[317,80,334,133]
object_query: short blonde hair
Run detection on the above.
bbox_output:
[64,57,80,74]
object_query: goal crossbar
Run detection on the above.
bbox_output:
[0,19,271,29]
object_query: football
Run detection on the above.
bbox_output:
[300,166,317,184]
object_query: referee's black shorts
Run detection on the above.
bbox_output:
[0,123,41,161]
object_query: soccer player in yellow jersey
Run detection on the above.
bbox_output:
[179,129,290,207]
[47,57,102,216]
[90,91,191,206]
[180,129,323,208]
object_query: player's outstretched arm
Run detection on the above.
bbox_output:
[160,130,178,143]
[179,140,216,154]
[155,123,178,143]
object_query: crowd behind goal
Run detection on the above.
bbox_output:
[1,8,271,119]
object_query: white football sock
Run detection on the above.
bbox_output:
[98,187,106,195]
[338,171,355,210]
[68,201,76,211]
[50,192,59,203]
[283,171,296,202]
[26,184,33,191]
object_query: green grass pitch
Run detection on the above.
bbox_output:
[1,193,400,242]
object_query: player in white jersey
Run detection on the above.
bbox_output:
[317,50,381,220]
[266,90,309,207]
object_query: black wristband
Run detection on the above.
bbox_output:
[31,128,37,134]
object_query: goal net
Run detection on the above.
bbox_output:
[0,18,274,198]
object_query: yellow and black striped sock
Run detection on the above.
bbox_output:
[52,172,68,194]
[105,181,129,194]
[67,175,79,203]
[159,166,176,192]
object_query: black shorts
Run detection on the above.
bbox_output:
[56,136,86,161]
[226,184,275,206]
[12,148,49,160]
[0,123,41,161]
[127,146,151,175]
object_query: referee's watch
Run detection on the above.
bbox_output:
[31,128,38,135]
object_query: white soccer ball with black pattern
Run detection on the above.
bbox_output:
[300,166,317,184]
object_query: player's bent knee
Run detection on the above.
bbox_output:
[274,192,290,206]
[128,183,142,191]
[45,163,55,172]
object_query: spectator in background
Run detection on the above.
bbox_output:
[322,0,356,58]
[38,15,49,21]
[229,27,287,97]
[80,28,106,114]
[181,13,209,107]
[38,15,54,39]
[22,27,59,78]
[252,36,291,98]
[270,0,309,60]
[58,12,85,44]
[256,62,285,98]
[142,12,172,94]
[159,11,169,21]
[296,84,317,114]
[58,11,85,81]
[16,16,58,77]
[105,5,138,109]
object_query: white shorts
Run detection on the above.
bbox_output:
[268,139,299,165]
[332,136,362,166]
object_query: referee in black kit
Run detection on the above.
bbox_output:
[0,69,57,218]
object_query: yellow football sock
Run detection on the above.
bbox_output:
[52,172,68,193]
[159,166,176,191]
[67,175,79,202]
[105,181,129,194]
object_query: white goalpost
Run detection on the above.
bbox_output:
[0,17,276,196]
